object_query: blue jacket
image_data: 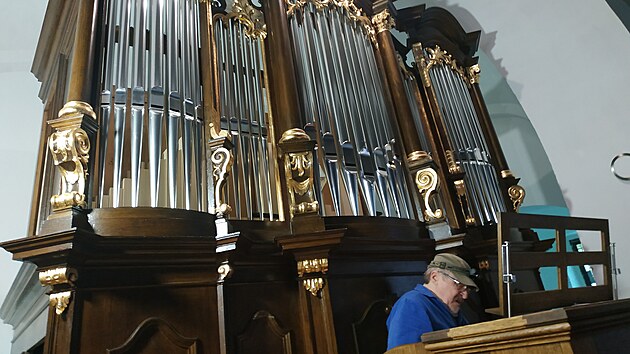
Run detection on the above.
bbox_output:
[386,284,468,350]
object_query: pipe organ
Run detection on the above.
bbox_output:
[7,1,593,353]
[34,0,523,231]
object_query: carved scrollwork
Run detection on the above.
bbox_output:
[48,128,90,210]
[48,101,96,211]
[39,267,77,315]
[508,185,526,212]
[413,44,470,88]
[211,146,233,217]
[415,168,444,222]
[39,267,77,287]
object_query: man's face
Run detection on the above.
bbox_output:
[435,271,470,314]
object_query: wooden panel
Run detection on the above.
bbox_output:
[78,285,219,353]
[352,298,396,354]
[417,300,630,354]
[223,280,306,354]
[107,318,199,354]
[236,311,293,354]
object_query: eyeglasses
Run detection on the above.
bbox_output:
[439,271,477,293]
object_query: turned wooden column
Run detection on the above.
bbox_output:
[372,4,423,157]
[467,72,524,212]
[261,0,303,136]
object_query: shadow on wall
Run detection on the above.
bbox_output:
[476,50,568,210]
[394,2,509,80]
[393,1,570,211]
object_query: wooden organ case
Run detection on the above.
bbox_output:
[1,0,613,354]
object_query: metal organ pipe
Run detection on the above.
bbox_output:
[213,1,278,220]
[286,0,412,218]
[423,47,506,226]
[98,0,204,210]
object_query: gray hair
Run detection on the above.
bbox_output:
[423,268,453,284]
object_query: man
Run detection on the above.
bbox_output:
[386,253,478,350]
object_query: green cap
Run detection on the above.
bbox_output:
[428,253,478,291]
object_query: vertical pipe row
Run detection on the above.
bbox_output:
[98,0,203,210]
[213,10,277,220]
[287,2,412,218]
[426,50,507,225]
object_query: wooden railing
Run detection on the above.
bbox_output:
[494,212,612,317]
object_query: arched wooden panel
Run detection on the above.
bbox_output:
[236,310,293,354]
[352,297,397,354]
[107,317,199,354]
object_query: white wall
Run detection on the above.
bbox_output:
[0,1,47,351]
[428,0,630,297]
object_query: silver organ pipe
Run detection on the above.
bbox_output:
[400,62,431,156]
[287,0,412,218]
[421,47,506,225]
[98,0,205,210]
[213,0,280,220]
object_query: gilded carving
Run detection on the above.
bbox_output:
[50,291,72,315]
[508,185,526,212]
[279,129,319,217]
[415,168,444,222]
[372,10,395,34]
[214,0,267,39]
[211,146,233,217]
[48,128,91,209]
[48,101,96,211]
[285,0,307,17]
[285,0,376,43]
[208,122,230,140]
[445,150,461,174]
[303,277,324,296]
[38,267,76,315]
[412,43,432,88]
[501,169,514,179]
[468,64,481,85]
[454,180,475,225]
[39,267,77,287]
[297,258,328,276]
[407,150,430,164]
[296,258,328,296]
[413,44,470,88]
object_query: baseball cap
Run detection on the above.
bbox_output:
[428,253,478,291]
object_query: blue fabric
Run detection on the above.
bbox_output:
[386,284,468,350]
